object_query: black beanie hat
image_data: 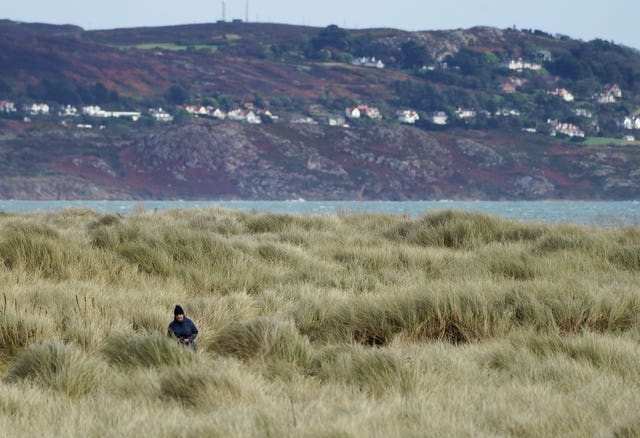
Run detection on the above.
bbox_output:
[174,305,184,316]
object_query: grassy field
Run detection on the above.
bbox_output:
[116,43,219,53]
[583,136,639,147]
[0,207,639,437]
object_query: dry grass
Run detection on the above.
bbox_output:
[0,208,639,436]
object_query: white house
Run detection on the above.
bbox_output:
[495,108,521,117]
[245,111,261,124]
[397,110,420,124]
[502,58,542,72]
[345,107,361,119]
[26,103,50,115]
[575,109,593,118]
[431,111,448,125]
[58,105,78,117]
[358,105,382,120]
[185,105,210,116]
[548,88,574,102]
[623,117,640,130]
[82,106,140,121]
[227,109,248,121]
[0,100,16,112]
[211,108,226,119]
[548,119,585,138]
[604,83,622,98]
[111,111,141,121]
[351,56,385,69]
[149,108,173,122]
[594,83,623,104]
[226,109,261,124]
[455,108,477,119]
[328,115,346,126]
[257,109,278,122]
[82,105,109,117]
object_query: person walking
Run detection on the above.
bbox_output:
[167,305,198,350]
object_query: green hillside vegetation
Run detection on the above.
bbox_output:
[0,207,639,436]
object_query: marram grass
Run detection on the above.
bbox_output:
[0,207,639,437]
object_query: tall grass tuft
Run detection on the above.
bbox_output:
[0,222,77,279]
[210,317,311,367]
[606,244,640,271]
[159,366,255,408]
[310,344,414,397]
[384,209,544,248]
[102,332,192,368]
[0,312,52,357]
[6,341,105,397]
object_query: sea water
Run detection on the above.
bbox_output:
[0,200,638,227]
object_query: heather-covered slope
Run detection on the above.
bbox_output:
[1,20,640,199]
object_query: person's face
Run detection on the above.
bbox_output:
[175,314,185,322]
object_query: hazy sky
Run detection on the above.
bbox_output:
[4,1,640,50]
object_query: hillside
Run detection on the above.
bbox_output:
[1,19,640,200]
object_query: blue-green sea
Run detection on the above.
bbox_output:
[0,200,638,227]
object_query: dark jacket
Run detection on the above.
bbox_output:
[167,317,198,349]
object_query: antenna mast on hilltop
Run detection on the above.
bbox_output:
[221,0,226,22]
[245,0,249,22]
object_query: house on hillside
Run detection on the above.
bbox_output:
[115,112,140,121]
[623,116,640,130]
[345,105,382,120]
[257,109,278,122]
[211,108,226,119]
[149,108,173,122]
[227,108,248,121]
[548,88,574,102]
[500,77,528,94]
[58,105,78,117]
[345,107,361,119]
[430,111,448,125]
[26,103,50,115]
[396,110,420,124]
[604,83,622,98]
[594,83,622,104]
[575,108,593,118]
[495,108,521,117]
[0,100,16,113]
[245,111,261,124]
[351,56,385,69]
[455,108,476,119]
[358,105,382,119]
[502,58,542,72]
[548,119,585,138]
[227,108,261,124]
[328,115,347,126]
[185,105,210,116]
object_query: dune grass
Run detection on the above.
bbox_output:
[0,207,639,436]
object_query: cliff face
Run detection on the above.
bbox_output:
[2,119,638,200]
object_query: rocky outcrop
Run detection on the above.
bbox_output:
[1,119,640,200]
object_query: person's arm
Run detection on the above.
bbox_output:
[188,320,198,342]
